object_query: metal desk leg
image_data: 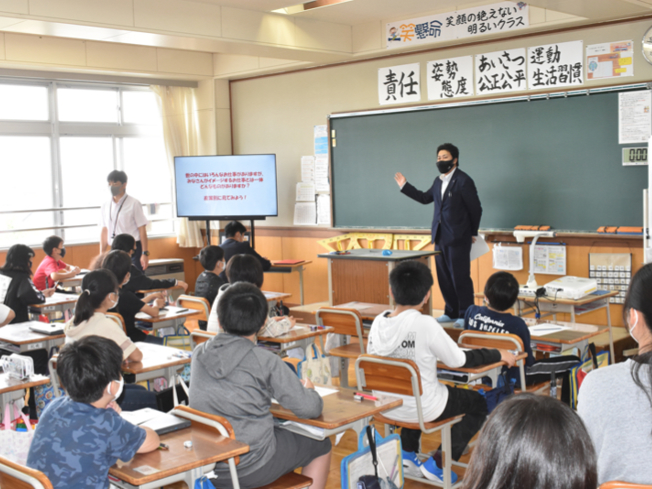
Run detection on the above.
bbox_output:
[606,300,615,363]
[298,266,305,306]
[570,306,576,323]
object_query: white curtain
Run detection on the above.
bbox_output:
[151,85,204,248]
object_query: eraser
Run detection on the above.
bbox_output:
[184,441,193,449]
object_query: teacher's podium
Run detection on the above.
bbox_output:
[318,249,438,312]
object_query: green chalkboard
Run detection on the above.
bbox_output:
[330,90,648,232]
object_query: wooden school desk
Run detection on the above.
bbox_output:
[29,292,78,320]
[110,407,249,489]
[263,290,292,309]
[136,285,186,303]
[57,269,90,291]
[0,321,65,355]
[525,320,608,356]
[333,302,390,322]
[437,352,529,390]
[258,325,333,356]
[135,306,200,335]
[0,373,49,411]
[512,290,617,361]
[318,249,437,310]
[270,387,402,441]
[266,260,311,305]
[121,342,191,385]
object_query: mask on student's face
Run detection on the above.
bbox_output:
[106,376,124,400]
[629,309,640,344]
[436,159,454,174]
[60,247,66,259]
[109,292,119,309]
[110,185,122,197]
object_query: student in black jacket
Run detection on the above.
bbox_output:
[0,244,55,375]
[194,245,225,330]
[110,234,188,295]
[218,221,271,282]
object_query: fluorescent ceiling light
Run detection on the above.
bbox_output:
[273,0,353,15]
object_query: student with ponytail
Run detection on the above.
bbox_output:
[64,269,156,410]
[578,263,652,484]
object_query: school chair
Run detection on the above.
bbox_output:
[355,354,464,489]
[599,483,652,489]
[191,330,216,350]
[106,312,127,334]
[315,307,366,387]
[0,455,54,489]
[177,294,211,333]
[457,330,530,393]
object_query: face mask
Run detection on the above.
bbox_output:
[110,185,122,197]
[436,159,455,174]
[60,247,66,259]
[629,310,640,344]
[109,292,119,309]
[106,376,124,400]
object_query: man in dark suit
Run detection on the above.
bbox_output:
[219,221,271,282]
[394,143,482,327]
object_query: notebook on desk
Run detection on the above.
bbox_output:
[29,323,64,335]
[139,412,191,435]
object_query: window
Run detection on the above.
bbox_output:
[0,81,174,247]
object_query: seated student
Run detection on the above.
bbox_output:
[218,221,271,282]
[101,250,165,343]
[0,244,54,377]
[463,394,597,489]
[33,235,81,290]
[27,336,159,489]
[64,269,156,411]
[111,233,188,294]
[0,304,15,326]
[195,245,226,330]
[578,263,652,485]
[464,271,535,382]
[206,254,294,336]
[190,282,331,489]
[367,260,516,483]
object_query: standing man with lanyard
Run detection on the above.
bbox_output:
[394,143,482,328]
[100,170,150,271]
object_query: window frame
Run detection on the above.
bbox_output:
[0,79,173,248]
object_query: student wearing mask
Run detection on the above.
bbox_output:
[33,235,81,290]
[578,263,652,484]
[395,143,482,328]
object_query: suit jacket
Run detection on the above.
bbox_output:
[218,239,272,282]
[401,168,482,247]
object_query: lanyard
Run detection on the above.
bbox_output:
[110,195,128,239]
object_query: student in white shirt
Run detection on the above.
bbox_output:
[99,170,150,272]
[0,304,14,326]
[367,260,515,483]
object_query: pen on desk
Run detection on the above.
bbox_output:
[354,392,378,401]
[157,443,169,450]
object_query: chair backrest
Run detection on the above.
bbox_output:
[600,483,652,489]
[458,330,525,352]
[177,295,211,322]
[48,354,62,398]
[191,330,216,350]
[106,312,126,334]
[0,455,54,489]
[356,354,422,397]
[316,307,365,340]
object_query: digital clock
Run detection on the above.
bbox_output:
[622,146,648,166]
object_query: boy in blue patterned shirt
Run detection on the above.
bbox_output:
[27,336,159,489]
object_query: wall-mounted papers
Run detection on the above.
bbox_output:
[314,125,328,156]
[317,194,331,225]
[475,48,526,94]
[301,156,315,182]
[427,56,474,100]
[492,243,523,271]
[619,90,651,144]
[379,63,421,105]
[533,244,566,275]
[296,182,316,202]
[315,157,330,192]
[294,202,316,225]
[587,40,633,80]
[527,40,583,89]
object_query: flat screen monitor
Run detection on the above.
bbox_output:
[174,154,278,220]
